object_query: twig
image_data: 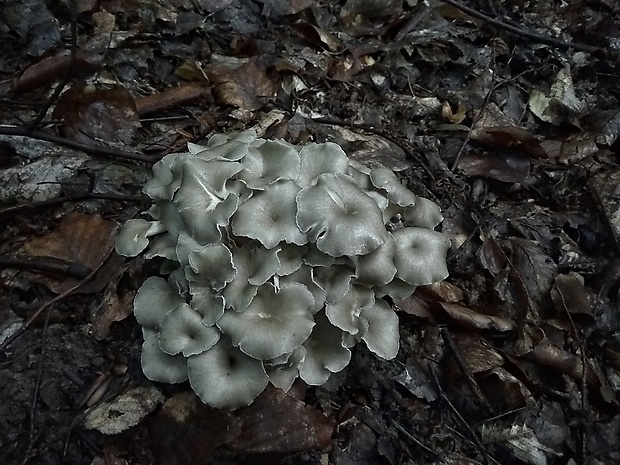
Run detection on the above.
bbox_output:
[440,326,496,415]
[27,0,78,132]
[0,125,153,163]
[441,0,601,53]
[0,235,117,353]
[429,363,500,465]
[20,294,54,465]
[0,192,144,217]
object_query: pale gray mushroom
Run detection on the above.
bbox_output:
[158,303,220,356]
[355,233,397,286]
[202,129,257,152]
[298,311,351,385]
[185,243,236,291]
[403,197,444,229]
[369,167,417,207]
[296,173,388,258]
[142,151,186,200]
[141,328,188,383]
[188,286,225,326]
[375,277,418,299]
[115,218,165,257]
[280,265,327,312]
[188,336,268,410]
[237,139,301,189]
[297,142,350,187]
[222,244,281,312]
[276,244,307,276]
[216,282,315,360]
[232,180,306,248]
[391,227,450,286]
[133,276,184,330]
[313,264,357,304]
[358,298,399,359]
[265,346,306,391]
[173,157,242,244]
[325,284,374,336]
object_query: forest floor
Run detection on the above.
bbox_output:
[1,1,620,464]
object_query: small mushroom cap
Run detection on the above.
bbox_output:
[297,142,350,187]
[392,227,450,286]
[355,233,397,286]
[369,167,417,207]
[134,276,184,329]
[403,197,443,229]
[280,265,327,312]
[188,337,268,410]
[222,244,280,312]
[296,173,387,258]
[265,346,306,391]
[360,299,399,360]
[143,152,186,200]
[158,303,221,356]
[115,219,164,257]
[174,158,242,244]
[325,285,374,336]
[313,264,356,304]
[299,311,351,385]
[189,286,225,325]
[237,139,301,188]
[186,243,236,291]
[141,328,188,384]
[276,244,306,276]
[232,181,306,248]
[375,277,418,299]
[204,129,257,152]
[217,283,315,360]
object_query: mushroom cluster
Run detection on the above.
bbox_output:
[116,130,450,410]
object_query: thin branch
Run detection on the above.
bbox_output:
[0,125,154,163]
[441,0,601,53]
[27,0,79,132]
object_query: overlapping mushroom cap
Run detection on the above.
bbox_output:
[116,130,450,410]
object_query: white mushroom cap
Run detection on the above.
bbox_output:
[141,328,188,384]
[355,233,397,286]
[216,283,315,360]
[134,276,184,330]
[297,142,350,187]
[296,173,387,258]
[232,180,306,248]
[392,227,450,286]
[359,299,399,360]
[187,336,268,410]
[115,219,165,257]
[158,303,221,356]
[237,139,301,188]
[369,167,417,207]
[403,197,444,229]
[265,346,306,391]
[299,311,351,385]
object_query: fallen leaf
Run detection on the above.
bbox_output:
[207,58,276,111]
[22,212,118,294]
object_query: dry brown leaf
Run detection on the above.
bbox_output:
[148,392,242,465]
[440,302,516,332]
[230,384,335,453]
[207,59,276,111]
[53,83,141,145]
[23,212,118,294]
